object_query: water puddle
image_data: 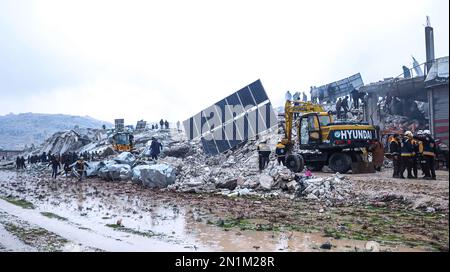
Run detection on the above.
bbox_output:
[0,170,426,252]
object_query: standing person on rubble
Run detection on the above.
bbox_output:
[422,130,437,180]
[335,98,342,119]
[302,92,307,102]
[74,157,89,182]
[400,131,415,179]
[164,120,169,129]
[350,88,360,109]
[159,119,164,129]
[389,134,401,178]
[257,139,271,171]
[342,96,349,119]
[48,156,61,179]
[16,156,21,170]
[150,137,163,161]
[275,141,286,166]
[285,91,292,101]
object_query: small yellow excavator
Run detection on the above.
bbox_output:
[112,132,134,152]
[111,119,134,152]
[282,100,379,173]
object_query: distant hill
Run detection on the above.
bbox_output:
[0,113,112,150]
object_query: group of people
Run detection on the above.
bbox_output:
[389,130,437,180]
[335,96,350,119]
[285,91,308,102]
[15,156,26,169]
[257,139,287,171]
[15,151,94,182]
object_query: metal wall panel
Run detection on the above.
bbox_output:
[185,80,277,155]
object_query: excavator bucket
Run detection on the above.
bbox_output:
[351,161,375,174]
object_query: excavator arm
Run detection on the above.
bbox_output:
[284,100,327,145]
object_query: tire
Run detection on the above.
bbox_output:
[328,152,352,174]
[286,154,304,173]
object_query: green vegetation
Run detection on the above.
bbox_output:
[41,212,68,221]
[105,224,158,238]
[0,196,35,209]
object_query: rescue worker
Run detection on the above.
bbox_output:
[257,140,271,171]
[400,131,415,179]
[48,156,61,178]
[275,141,286,166]
[411,133,423,178]
[63,159,72,178]
[350,88,359,109]
[335,98,342,119]
[415,131,427,178]
[74,157,89,182]
[159,119,164,129]
[150,137,163,161]
[342,96,349,119]
[389,134,401,178]
[422,130,437,180]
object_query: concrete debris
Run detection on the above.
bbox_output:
[365,241,380,252]
[297,174,352,202]
[164,143,191,158]
[259,174,275,191]
[113,152,136,165]
[98,163,132,181]
[383,114,428,133]
[132,164,176,188]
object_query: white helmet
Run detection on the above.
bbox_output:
[417,130,423,135]
[423,130,431,135]
[404,131,413,137]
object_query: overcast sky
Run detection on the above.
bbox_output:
[0,0,448,125]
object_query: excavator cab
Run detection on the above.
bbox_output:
[112,132,133,152]
[298,113,332,147]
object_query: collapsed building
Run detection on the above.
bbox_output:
[360,20,448,149]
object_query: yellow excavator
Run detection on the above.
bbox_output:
[110,119,134,152]
[112,132,134,152]
[282,100,379,173]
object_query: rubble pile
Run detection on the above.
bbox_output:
[40,130,88,155]
[296,173,352,202]
[383,114,428,133]
[13,125,354,202]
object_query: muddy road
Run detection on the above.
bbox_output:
[0,168,448,252]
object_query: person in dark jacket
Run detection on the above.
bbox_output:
[400,131,415,179]
[389,134,401,178]
[75,157,89,182]
[341,96,349,119]
[48,156,61,178]
[275,141,286,166]
[350,88,359,109]
[164,120,169,129]
[335,98,342,119]
[159,119,164,129]
[257,140,271,171]
[422,130,437,180]
[150,137,163,161]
